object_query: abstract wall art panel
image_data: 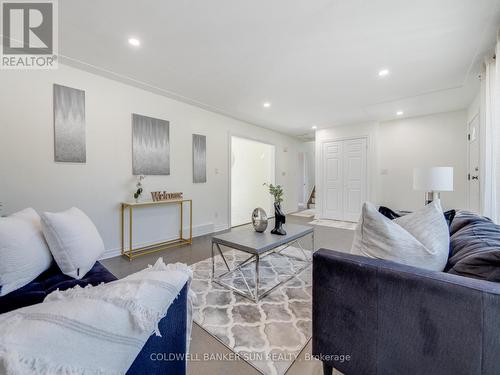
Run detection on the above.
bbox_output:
[193,134,207,183]
[53,84,86,163]
[132,113,170,175]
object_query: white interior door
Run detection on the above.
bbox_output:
[468,116,480,213]
[343,138,367,222]
[322,138,367,221]
[322,141,343,220]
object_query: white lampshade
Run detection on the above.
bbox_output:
[413,167,454,191]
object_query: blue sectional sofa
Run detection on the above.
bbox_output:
[312,211,500,375]
[0,261,189,374]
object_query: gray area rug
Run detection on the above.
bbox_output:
[190,247,312,375]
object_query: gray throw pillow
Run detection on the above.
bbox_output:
[351,200,450,271]
[447,210,500,281]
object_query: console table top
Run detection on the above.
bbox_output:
[122,199,191,208]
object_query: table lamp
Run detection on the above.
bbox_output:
[413,167,454,205]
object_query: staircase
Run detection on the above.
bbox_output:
[307,186,316,209]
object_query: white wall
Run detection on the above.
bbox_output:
[0,64,302,257]
[467,92,480,123]
[377,111,467,211]
[316,110,467,217]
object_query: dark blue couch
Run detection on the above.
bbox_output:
[312,211,500,375]
[0,261,188,374]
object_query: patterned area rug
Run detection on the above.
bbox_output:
[190,247,312,375]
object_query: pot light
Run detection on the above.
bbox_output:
[378,69,390,77]
[396,111,404,116]
[312,125,317,130]
[128,38,141,47]
[263,102,271,108]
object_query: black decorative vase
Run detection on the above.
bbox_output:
[271,202,286,235]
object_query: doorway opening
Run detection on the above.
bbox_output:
[298,141,316,210]
[230,136,276,227]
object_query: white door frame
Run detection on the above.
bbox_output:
[298,151,307,207]
[227,133,277,228]
[319,135,370,220]
[467,113,481,211]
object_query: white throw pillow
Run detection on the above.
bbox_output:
[41,207,105,279]
[350,200,449,271]
[0,208,53,296]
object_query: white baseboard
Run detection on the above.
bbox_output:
[100,250,121,260]
[100,222,225,260]
[214,223,229,233]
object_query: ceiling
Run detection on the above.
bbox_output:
[59,0,500,136]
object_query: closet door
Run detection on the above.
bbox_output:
[322,141,343,220]
[343,138,367,222]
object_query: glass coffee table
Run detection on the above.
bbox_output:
[211,223,314,302]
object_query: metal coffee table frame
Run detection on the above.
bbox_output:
[211,227,314,303]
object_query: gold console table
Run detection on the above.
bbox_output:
[121,199,192,260]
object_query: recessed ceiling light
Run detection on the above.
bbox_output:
[396,111,404,116]
[312,125,317,130]
[378,69,390,77]
[263,102,271,108]
[128,38,141,47]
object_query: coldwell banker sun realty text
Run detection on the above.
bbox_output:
[1,0,58,69]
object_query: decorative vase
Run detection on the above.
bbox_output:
[133,175,145,204]
[271,202,286,235]
[252,208,268,233]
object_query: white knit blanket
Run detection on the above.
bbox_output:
[0,258,193,375]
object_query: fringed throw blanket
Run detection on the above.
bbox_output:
[0,259,193,375]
